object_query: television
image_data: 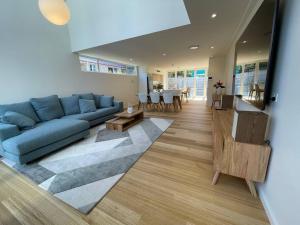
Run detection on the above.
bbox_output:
[233,0,280,110]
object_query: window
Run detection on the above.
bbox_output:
[79,55,137,76]
[177,71,185,89]
[234,65,243,95]
[258,62,268,87]
[234,61,267,97]
[196,69,205,76]
[79,56,99,72]
[167,68,207,99]
[167,72,177,89]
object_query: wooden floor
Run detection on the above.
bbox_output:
[0,101,270,225]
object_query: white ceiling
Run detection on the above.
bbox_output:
[79,0,260,71]
[68,0,190,52]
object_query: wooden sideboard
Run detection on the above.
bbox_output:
[212,109,271,197]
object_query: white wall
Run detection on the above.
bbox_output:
[257,1,300,224]
[67,0,190,52]
[0,0,138,106]
[207,56,226,106]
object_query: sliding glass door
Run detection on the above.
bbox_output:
[195,69,207,97]
[167,68,207,99]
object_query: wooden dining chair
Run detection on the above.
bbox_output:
[255,84,262,101]
[249,83,255,99]
[181,87,191,103]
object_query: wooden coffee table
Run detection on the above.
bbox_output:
[106,110,144,132]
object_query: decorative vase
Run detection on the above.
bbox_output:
[216,86,222,95]
[127,105,133,113]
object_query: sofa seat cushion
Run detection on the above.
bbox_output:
[2,119,89,156]
[62,107,119,121]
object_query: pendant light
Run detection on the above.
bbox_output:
[39,0,71,26]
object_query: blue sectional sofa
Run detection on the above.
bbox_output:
[0,93,123,164]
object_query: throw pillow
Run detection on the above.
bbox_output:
[60,96,80,115]
[0,101,40,122]
[30,95,64,121]
[79,99,97,113]
[99,96,114,108]
[73,93,94,100]
[1,111,36,130]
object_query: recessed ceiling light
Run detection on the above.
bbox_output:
[211,13,217,18]
[242,40,247,44]
[189,45,199,50]
[210,46,214,49]
[162,53,167,56]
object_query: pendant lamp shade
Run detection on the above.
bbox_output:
[39,0,70,26]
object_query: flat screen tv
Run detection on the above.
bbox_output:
[233,0,280,110]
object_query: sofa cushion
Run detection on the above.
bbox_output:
[93,94,103,108]
[1,111,36,130]
[99,96,114,108]
[30,95,64,121]
[2,119,89,156]
[79,99,96,113]
[60,96,80,116]
[73,93,94,100]
[0,101,40,122]
[62,107,119,121]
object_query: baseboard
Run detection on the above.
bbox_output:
[259,189,279,225]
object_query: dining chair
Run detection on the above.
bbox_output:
[150,92,161,111]
[138,93,149,110]
[255,84,263,101]
[249,83,255,99]
[163,92,175,112]
[182,87,191,101]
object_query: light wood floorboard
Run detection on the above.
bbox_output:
[0,101,270,225]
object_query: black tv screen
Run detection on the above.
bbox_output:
[233,0,279,110]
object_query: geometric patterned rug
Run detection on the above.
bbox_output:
[2,117,173,214]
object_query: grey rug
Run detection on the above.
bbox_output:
[2,117,173,214]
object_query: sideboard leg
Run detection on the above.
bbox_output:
[212,171,220,185]
[246,180,258,198]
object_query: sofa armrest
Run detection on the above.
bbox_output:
[113,101,124,112]
[0,123,20,142]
